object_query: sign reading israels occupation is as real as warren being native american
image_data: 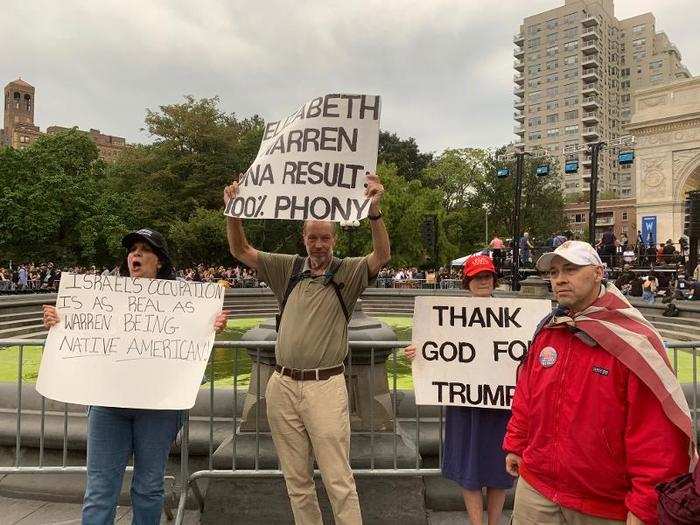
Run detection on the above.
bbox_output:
[412,297,552,410]
[224,93,380,222]
[36,273,224,410]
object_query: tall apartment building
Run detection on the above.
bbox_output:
[513,0,691,198]
[2,78,126,160]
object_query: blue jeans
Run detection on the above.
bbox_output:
[642,290,655,303]
[82,406,183,525]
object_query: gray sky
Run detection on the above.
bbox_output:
[1,0,697,154]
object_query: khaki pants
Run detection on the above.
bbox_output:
[266,371,362,525]
[512,477,624,525]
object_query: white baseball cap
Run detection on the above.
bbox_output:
[536,240,603,271]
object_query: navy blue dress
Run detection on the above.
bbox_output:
[441,406,513,491]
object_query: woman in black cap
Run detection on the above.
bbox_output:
[42,228,228,524]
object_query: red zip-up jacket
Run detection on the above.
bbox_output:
[503,324,689,524]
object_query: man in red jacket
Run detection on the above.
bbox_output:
[504,240,693,525]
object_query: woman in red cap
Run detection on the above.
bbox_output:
[405,254,512,525]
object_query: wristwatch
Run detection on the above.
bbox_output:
[368,211,383,221]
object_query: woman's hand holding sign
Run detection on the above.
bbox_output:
[43,305,60,329]
[403,344,416,361]
[213,310,229,334]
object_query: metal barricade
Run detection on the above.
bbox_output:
[0,337,697,524]
[439,279,461,290]
[173,339,444,524]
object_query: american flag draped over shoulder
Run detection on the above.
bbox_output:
[544,281,696,461]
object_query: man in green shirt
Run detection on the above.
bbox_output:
[224,174,390,524]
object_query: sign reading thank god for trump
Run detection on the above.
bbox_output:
[224,93,381,222]
[36,273,224,410]
[411,297,552,409]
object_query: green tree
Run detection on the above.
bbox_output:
[469,148,568,247]
[421,148,491,212]
[104,96,272,264]
[378,131,433,182]
[107,96,264,230]
[0,130,132,265]
[168,208,230,267]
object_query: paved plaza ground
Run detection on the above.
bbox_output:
[1,495,512,524]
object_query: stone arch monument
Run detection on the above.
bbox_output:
[627,77,700,246]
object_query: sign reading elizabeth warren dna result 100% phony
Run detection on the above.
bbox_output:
[35,273,224,410]
[411,296,551,410]
[224,93,380,222]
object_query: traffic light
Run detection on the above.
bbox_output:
[421,215,437,253]
[497,168,510,178]
[564,160,579,173]
[535,164,550,176]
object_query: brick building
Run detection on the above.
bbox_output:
[1,78,126,161]
[564,197,637,241]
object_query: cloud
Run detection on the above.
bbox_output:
[0,0,697,154]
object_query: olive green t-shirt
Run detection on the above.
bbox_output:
[257,252,370,369]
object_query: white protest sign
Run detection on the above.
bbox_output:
[411,296,552,409]
[224,93,381,222]
[36,273,224,410]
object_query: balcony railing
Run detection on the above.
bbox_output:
[582,71,599,83]
[582,111,599,124]
[582,43,599,55]
[582,15,599,28]
[581,28,601,41]
[582,96,600,108]
[582,83,600,95]
[582,57,599,69]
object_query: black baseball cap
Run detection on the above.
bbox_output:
[121,228,172,266]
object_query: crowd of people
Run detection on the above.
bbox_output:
[487,229,692,270]
[0,262,263,293]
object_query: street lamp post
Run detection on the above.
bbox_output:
[496,147,547,291]
[483,203,490,245]
[587,141,605,245]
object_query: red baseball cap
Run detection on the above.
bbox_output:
[463,254,496,278]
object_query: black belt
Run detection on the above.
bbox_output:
[274,364,344,381]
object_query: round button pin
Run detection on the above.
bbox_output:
[539,347,558,368]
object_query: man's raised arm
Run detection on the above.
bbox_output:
[365,173,391,277]
[224,181,260,271]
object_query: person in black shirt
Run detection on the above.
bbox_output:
[599,228,617,267]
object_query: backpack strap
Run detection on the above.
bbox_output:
[323,257,350,323]
[276,256,306,331]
